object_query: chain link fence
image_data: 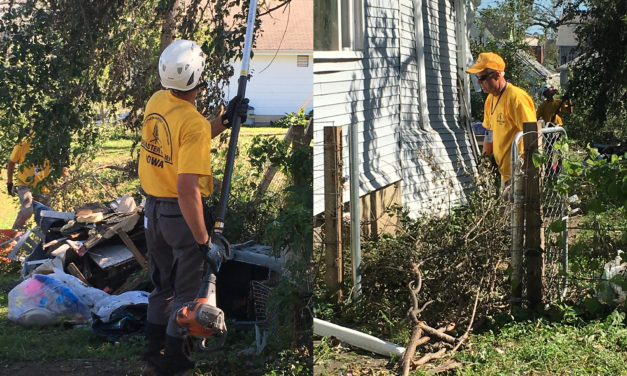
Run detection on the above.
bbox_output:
[511,125,569,302]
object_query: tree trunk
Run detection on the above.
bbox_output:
[155,0,182,90]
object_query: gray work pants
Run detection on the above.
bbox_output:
[144,197,205,337]
[12,185,51,229]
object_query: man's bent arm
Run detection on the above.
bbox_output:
[177,173,210,245]
[7,160,15,184]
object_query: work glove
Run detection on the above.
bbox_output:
[197,241,227,275]
[7,182,14,196]
[221,95,250,128]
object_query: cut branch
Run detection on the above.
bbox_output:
[414,348,447,366]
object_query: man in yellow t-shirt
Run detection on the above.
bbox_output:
[537,84,572,126]
[138,39,248,376]
[466,52,537,198]
[6,138,52,229]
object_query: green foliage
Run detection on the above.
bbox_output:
[544,139,626,310]
[269,110,311,128]
[455,312,627,375]
[262,346,313,376]
[314,163,511,343]
[0,0,269,181]
[564,0,627,144]
[551,139,626,213]
[475,0,534,41]
[249,133,313,354]
[0,0,118,177]
[0,259,21,275]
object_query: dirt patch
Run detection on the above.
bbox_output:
[0,359,143,376]
[314,340,396,376]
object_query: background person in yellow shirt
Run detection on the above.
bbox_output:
[466,52,537,199]
[537,84,572,126]
[6,138,52,229]
[138,39,248,376]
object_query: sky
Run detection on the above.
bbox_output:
[478,0,554,9]
[476,0,555,35]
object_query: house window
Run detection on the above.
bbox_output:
[314,0,363,51]
[297,55,309,67]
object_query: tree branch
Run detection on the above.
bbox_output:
[258,0,291,17]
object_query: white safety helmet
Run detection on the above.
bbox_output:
[158,40,206,92]
[540,84,553,95]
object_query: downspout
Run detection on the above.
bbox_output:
[413,0,429,130]
[455,0,481,162]
[314,318,406,357]
[349,117,362,301]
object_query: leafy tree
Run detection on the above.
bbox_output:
[0,0,290,179]
[563,0,627,143]
[475,0,534,41]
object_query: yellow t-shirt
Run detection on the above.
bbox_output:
[483,83,536,181]
[138,90,213,198]
[537,98,569,125]
[9,140,51,194]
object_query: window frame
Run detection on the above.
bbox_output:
[314,0,364,56]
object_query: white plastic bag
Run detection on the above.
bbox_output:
[8,274,91,326]
[93,290,149,322]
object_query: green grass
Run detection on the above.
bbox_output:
[0,173,21,229]
[455,312,627,376]
[0,271,306,375]
[0,273,143,362]
[313,312,627,376]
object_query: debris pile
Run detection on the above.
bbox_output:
[5,194,150,335]
[4,194,282,350]
[9,194,148,294]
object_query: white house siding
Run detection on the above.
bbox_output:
[313,1,402,215]
[398,0,475,215]
[313,0,477,217]
[227,51,313,120]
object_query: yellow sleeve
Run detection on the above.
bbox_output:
[512,95,536,131]
[178,119,212,176]
[9,142,28,163]
[482,95,492,130]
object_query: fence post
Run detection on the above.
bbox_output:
[323,126,343,301]
[511,135,525,306]
[523,121,543,307]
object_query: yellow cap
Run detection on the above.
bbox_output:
[466,52,506,74]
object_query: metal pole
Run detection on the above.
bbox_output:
[348,121,362,300]
[214,0,258,235]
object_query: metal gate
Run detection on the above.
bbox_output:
[510,125,569,301]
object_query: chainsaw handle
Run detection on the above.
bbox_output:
[199,332,228,352]
[211,232,231,259]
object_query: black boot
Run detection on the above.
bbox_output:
[141,322,167,376]
[155,335,195,376]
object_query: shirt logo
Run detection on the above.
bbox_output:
[141,113,173,168]
[497,113,505,126]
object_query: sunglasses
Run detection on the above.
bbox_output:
[477,72,496,82]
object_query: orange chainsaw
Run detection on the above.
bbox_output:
[175,233,229,351]
[175,0,259,352]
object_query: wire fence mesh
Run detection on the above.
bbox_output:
[511,125,569,302]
